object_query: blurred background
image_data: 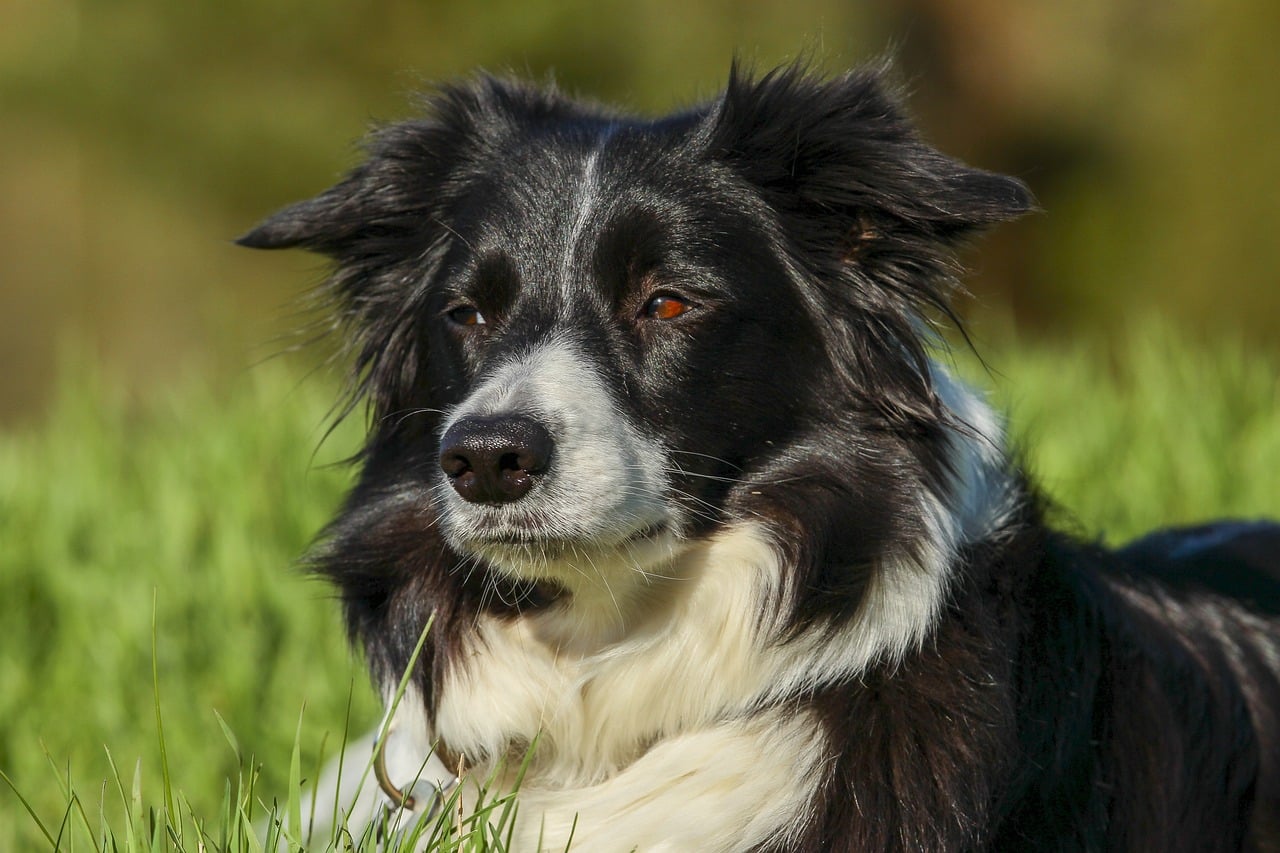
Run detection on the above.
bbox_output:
[2,3,1279,844]
[2,0,1279,424]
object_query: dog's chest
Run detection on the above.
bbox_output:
[430,526,787,783]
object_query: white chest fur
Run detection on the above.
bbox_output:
[434,525,804,777]
[413,522,931,850]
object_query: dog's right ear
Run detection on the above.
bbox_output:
[238,75,576,259]
[235,114,465,260]
[236,77,512,258]
[236,173,372,254]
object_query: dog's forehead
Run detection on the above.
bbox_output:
[471,126,693,275]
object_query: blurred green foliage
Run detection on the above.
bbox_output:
[1,0,1278,421]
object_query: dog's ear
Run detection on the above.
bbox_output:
[237,74,536,257]
[235,115,468,259]
[235,88,499,430]
[237,77,586,426]
[702,61,1034,255]
[702,62,1034,425]
[236,174,372,254]
[238,75,600,259]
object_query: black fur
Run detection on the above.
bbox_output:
[242,62,1280,850]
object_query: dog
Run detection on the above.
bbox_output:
[240,62,1280,851]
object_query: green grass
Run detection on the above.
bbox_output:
[0,359,374,849]
[968,325,1280,540]
[1,327,1278,849]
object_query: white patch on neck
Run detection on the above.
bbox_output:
[790,361,1013,688]
[929,360,1016,544]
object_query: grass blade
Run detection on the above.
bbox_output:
[151,590,177,836]
[212,709,242,762]
[0,768,58,847]
[348,612,436,816]
[287,704,305,846]
[103,746,138,851]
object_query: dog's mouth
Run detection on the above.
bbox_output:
[478,521,668,548]
[461,522,673,566]
[449,514,680,587]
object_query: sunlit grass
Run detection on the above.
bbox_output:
[969,325,1280,540]
[0,360,374,849]
[0,326,1277,849]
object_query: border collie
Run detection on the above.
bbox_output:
[241,62,1280,851]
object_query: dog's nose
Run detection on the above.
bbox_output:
[439,415,554,504]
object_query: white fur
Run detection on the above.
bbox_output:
[930,362,1016,543]
[558,134,614,297]
[378,684,455,791]
[432,524,789,780]
[508,709,827,852]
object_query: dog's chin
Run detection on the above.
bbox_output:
[449,520,683,588]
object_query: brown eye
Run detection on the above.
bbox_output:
[447,305,486,327]
[642,294,694,321]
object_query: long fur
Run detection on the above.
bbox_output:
[242,62,1280,851]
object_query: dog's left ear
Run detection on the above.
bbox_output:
[702,62,1033,423]
[702,62,1035,254]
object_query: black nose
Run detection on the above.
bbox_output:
[439,415,554,504]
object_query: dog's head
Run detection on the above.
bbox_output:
[242,62,1031,662]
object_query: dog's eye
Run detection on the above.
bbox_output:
[641,294,694,321]
[447,305,486,327]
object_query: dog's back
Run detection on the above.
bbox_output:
[1123,521,1280,613]
[1112,521,1280,850]
[986,522,1280,852]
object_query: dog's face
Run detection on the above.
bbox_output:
[408,131,836,589]
[241,64,1031,645]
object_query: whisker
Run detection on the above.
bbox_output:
[666,449,743,471]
